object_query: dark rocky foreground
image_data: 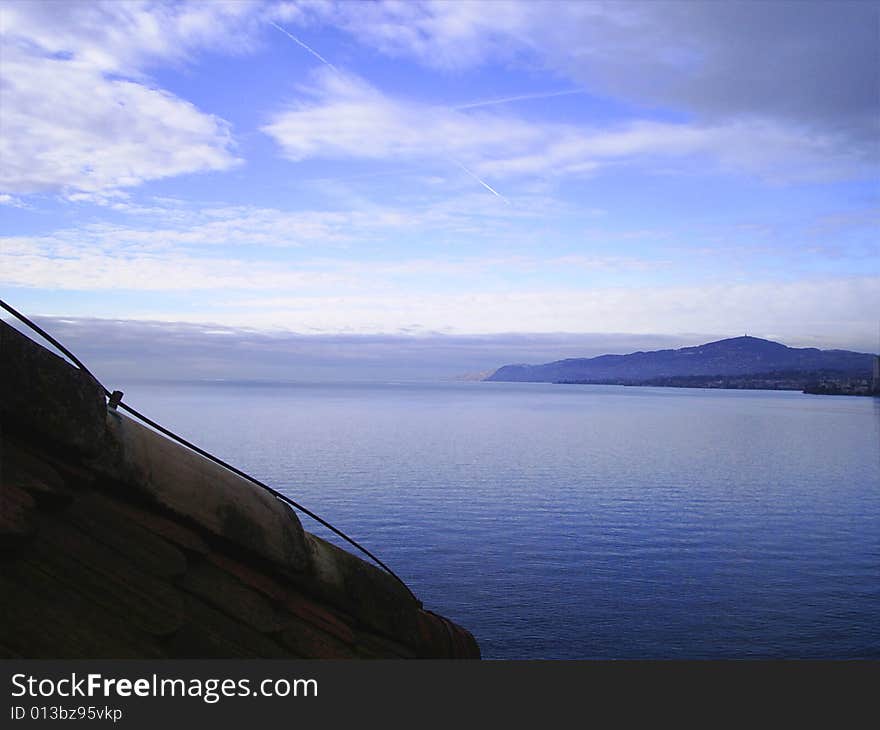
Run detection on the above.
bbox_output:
[0,320,479,659]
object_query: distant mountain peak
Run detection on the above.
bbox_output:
[486,336,873,383]
[689,336,789,352]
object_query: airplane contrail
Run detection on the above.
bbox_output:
[269,21,510,208]
[269,21,339,73]
[454,89,585,110]
[451,159,511,206]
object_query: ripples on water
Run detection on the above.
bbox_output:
[122,381,880,659]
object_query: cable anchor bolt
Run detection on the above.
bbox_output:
[108,390,124,410]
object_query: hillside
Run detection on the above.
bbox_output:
[486,336,875,383]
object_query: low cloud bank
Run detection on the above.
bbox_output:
[4,316,873,385]
[4,316,717,383]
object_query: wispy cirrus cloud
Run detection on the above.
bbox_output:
[0,193,552,260]
[0,203,661,294]
[0,244,351,292]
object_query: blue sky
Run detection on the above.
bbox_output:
[1,1,878,378]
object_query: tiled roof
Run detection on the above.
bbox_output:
[0,321,479,658]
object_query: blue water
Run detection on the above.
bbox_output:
[120,381,880,659]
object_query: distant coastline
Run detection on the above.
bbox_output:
[487,335,880,397]
[554,370,878,397]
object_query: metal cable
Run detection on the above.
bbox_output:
[1,298,421,606]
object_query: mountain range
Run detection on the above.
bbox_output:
[485,336,876,383]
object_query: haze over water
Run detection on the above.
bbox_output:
[126,380,880,659]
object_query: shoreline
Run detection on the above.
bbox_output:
[548,379,879,397]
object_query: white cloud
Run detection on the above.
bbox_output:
[0,182,579,298]
[290,1,877,182]
[61,277,873,347]
[0,198,510,258]
[0,1,252,197]
[0,205,656,293]
[0,48,238,196]
[0,0,264,75]
[263,70,871,183]
[303,0,527,70]
[2,200,876,347]
[0,244,350,292]
[194,277,880,343]
[0,193,26,208]
[262,70,538,164]
[309,1,878,129]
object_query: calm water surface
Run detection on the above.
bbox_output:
[121,381,880,659]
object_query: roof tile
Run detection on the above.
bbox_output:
[176,557,287,634]
[65,490,188,578]
[99,413,310,574]
[27,519,185,636]
[277,616,359,659]
[0,481,37,544]
[166,594,290,658]
[3,443,74,510]
[0,567,167,658]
